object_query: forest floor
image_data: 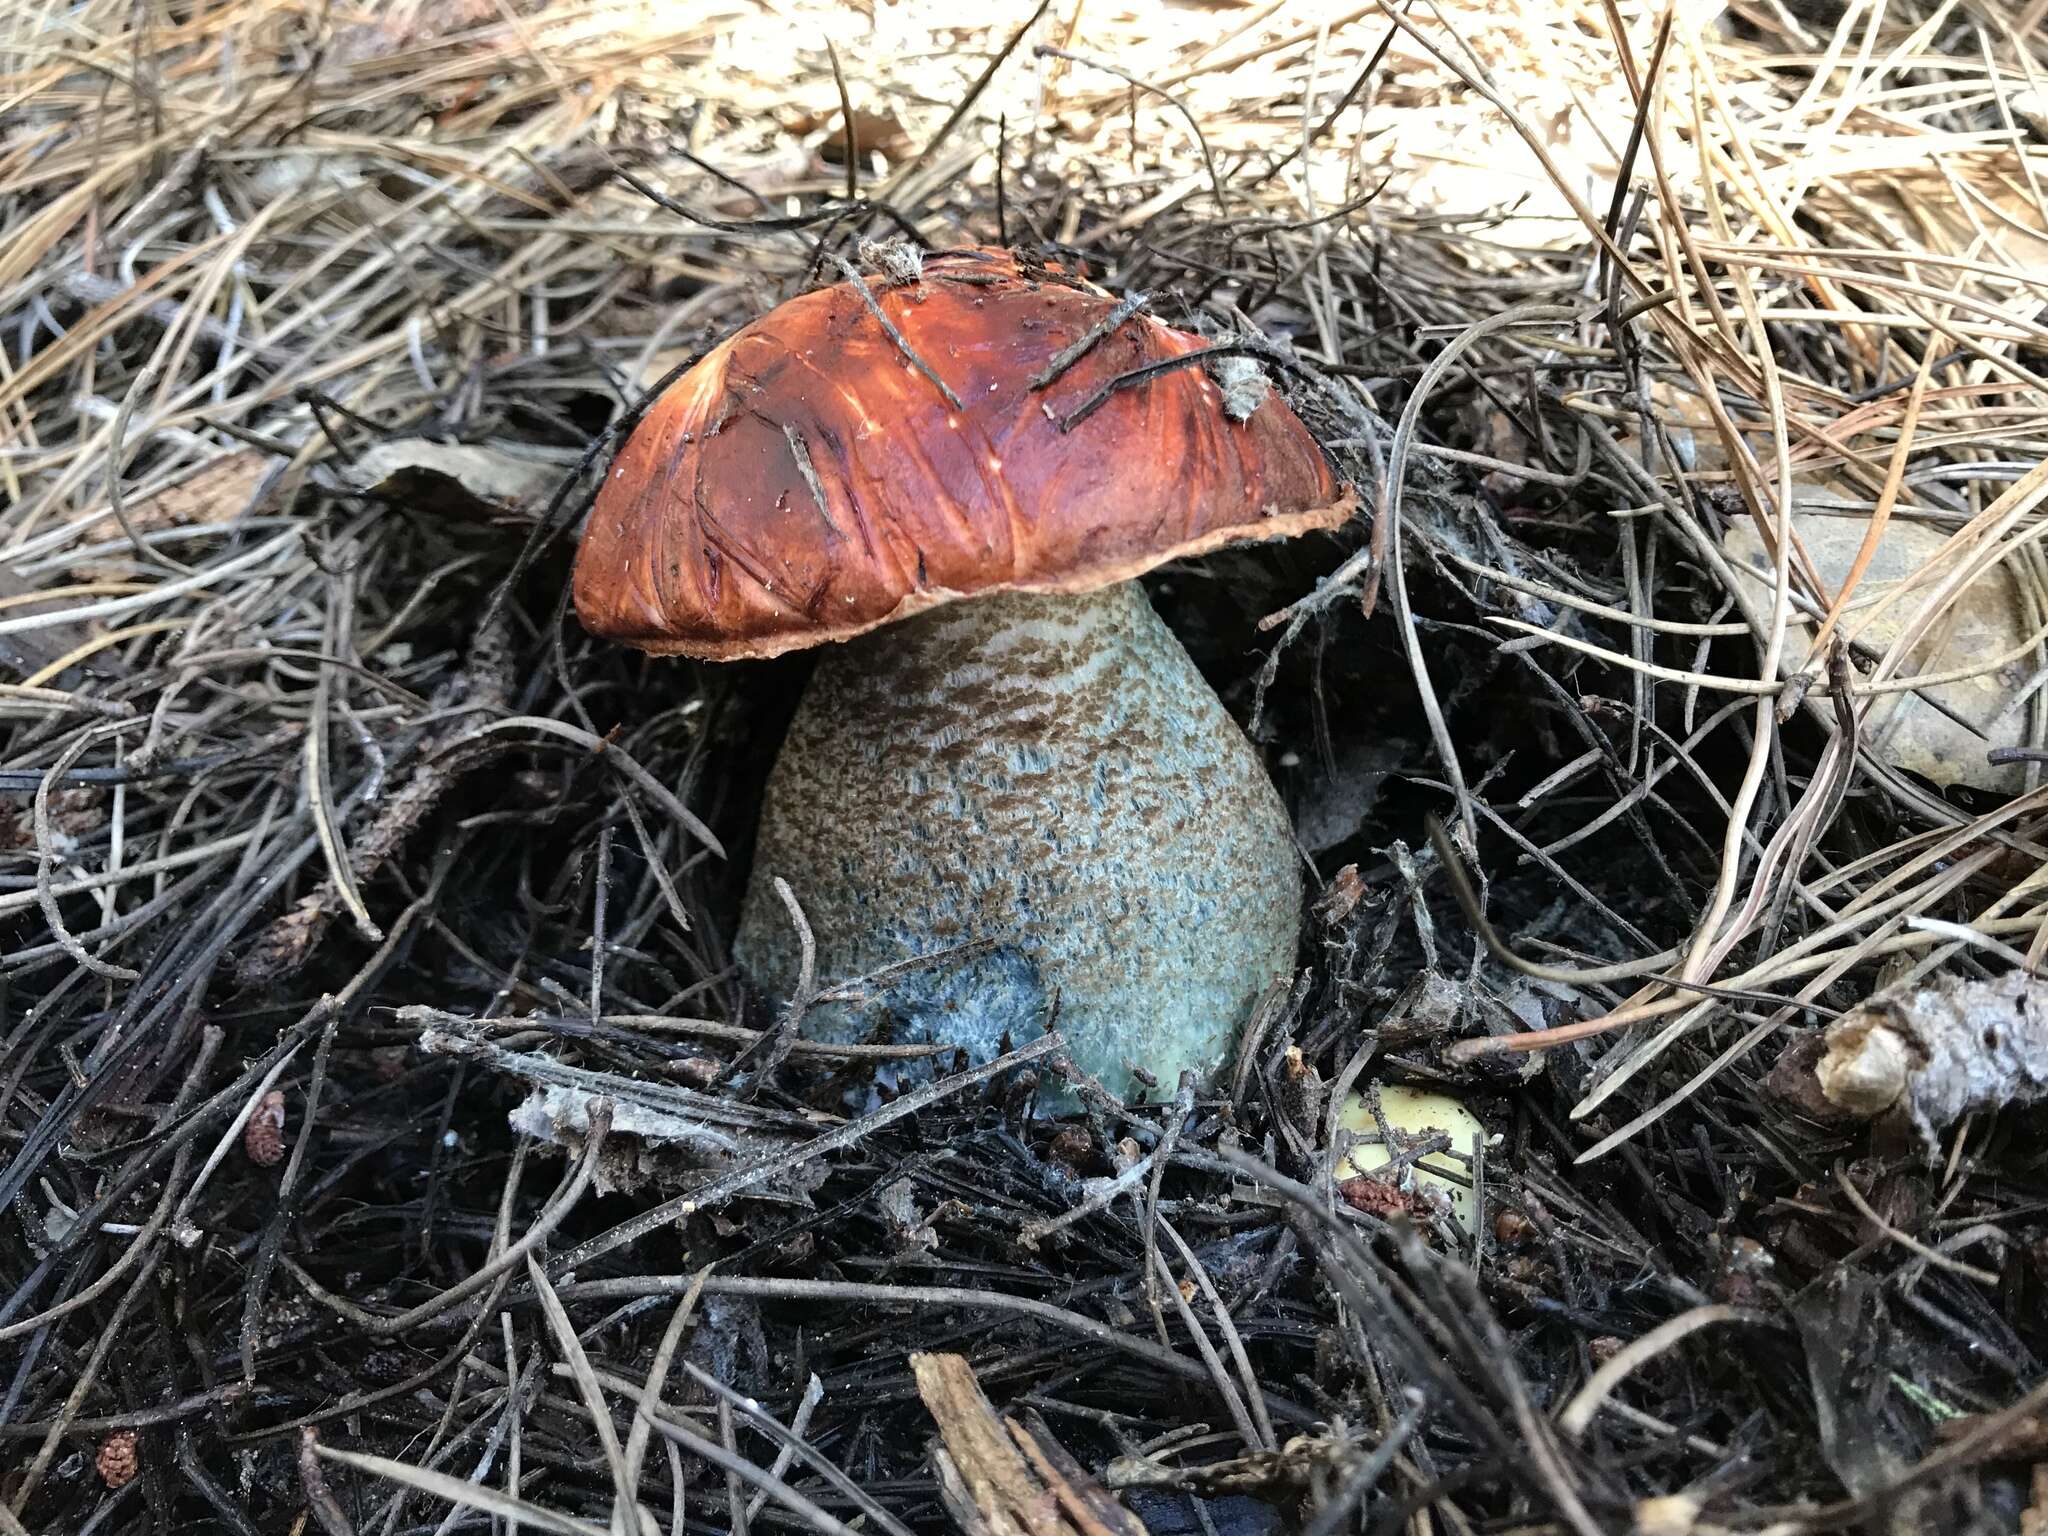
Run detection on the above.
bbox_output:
[3,2,2047,1533]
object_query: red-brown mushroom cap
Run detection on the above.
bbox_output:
[573,246,1353,661]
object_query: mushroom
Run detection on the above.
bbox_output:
[1334,1083,1485,1228]
[573,246,1352,1104]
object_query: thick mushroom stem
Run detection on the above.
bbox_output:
[734,583,1302,1106]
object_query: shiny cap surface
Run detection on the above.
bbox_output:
[572,247,1351,660]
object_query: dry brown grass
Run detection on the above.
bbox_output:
[4,1,2048,1532]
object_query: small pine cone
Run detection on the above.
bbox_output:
[96,1429,138,1489]
[243,1091,288,1167]
[1046,1126,1093,1174]
[1339,1174,1425,1221]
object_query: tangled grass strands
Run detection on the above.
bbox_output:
[3,2,2048,1532]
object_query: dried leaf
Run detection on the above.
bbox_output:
[1726,503,2033,794]
[345,440,580,524]
[788,104,913,165]
[109,449,272,537]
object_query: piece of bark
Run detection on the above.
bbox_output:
[416,1018,820,1198]
[2027,1465,2048,1536]
[911,1352,1147,1536]
[1816,970,2048,1155]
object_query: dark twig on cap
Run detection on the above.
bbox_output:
[1028,289,1150,390]
[828,255,964,409]
[1053,340,1298,432]
[782,426,836,537]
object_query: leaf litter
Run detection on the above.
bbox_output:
[2,1,2047,1533]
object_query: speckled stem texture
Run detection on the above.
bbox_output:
[734,584,1303,1108]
